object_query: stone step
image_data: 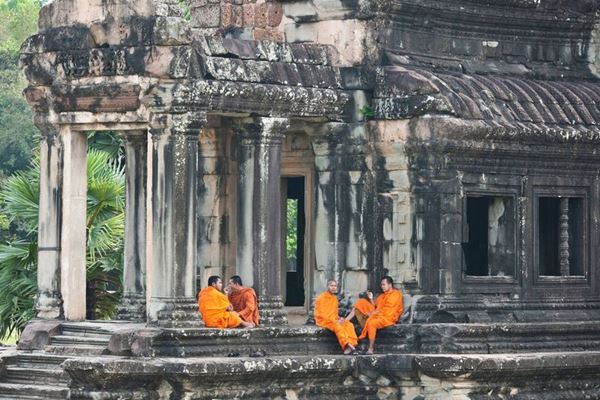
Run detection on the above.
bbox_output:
[51,335,110,346]
[44,344,109,356]
[15,353,68,370]
[3,367,69,385]
[125,321,600,357]
[0,383,68,399]
[60,324,113,339]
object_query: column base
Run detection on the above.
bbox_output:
[149,297,203,328]
[35,290,63,320]
[259,300,288,326]
[116,293,147,322]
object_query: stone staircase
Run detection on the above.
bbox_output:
[44,323,112,356]
[0,323,114,399]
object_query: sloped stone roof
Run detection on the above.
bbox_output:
[375,66,600,132]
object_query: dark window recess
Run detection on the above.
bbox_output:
[538,197,560,276]
[538,197,585,277]
[462,196,515,277]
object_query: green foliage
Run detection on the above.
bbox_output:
[177,0,191,21]
[0,241,37,338]
[286,199,298,260]
[0,0,41,54]
[0,148,125,336]
[0,0,40,185]
[359,105,375,119]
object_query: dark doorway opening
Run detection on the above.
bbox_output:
[463,196,489,276]
[285,177,305,306]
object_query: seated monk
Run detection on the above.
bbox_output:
[227,275,259,326]
[344,292,376,329]
[314,279,358,355]
[198,275,255,329]
[358,276,403,354]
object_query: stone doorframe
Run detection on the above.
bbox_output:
[35,116,150,322]
[280,131,316,312]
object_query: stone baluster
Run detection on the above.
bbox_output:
[236,118,289,325]
[147,112,205,327]
[59,126,88,321]
[116,132,147,321]
[559,197,570,276]
[35,125,64,319]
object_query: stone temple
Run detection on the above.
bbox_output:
[2,0,600,398]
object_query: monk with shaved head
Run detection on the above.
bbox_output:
[314,279,358,355]
[358,276,403,354]
[198,275,255,329]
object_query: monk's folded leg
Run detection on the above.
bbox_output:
[331,321,358,350]
[225,312,242,328]
[358,315,392,341]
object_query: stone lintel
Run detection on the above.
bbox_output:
[146,81,348,120]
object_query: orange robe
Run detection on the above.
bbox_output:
[228,287,259,326]
[314,291,358,350]
[358,288,403,341]
[198,286,242,329]
[354,298,375,315]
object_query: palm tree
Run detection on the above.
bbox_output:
[0,148,125,338]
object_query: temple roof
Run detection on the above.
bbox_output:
[375,67,600,136]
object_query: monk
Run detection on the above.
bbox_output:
[344,291,376,329]
[198,275,255,329]
[314,279,358,355]
[358,276,403,354]
[227,275,259,326]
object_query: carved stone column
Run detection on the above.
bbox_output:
[147,112,205,327]
[560,197,570,277]
[36,125,63,319]
[59,126,88,321]
[117,132,147,321]
[236,118,289,325]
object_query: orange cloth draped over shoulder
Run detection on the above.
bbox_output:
[198,286,242,329]
[358,288,403,341]
[228,287,259,326]
[314,291,358,350]
[354,298,375,315]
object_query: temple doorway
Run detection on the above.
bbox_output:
[283,177,306,307]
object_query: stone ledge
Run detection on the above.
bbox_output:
[63,351,600,399]
[103,321,600,357]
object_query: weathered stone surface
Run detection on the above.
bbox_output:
[17,320,61,351]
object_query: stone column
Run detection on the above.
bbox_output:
[147,112,205,327]
[236,118,289,325]
[560,197,570,277]
[36,125,63,319]
[116,132,147,321]
[59,126,88,321]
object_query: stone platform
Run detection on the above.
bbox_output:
[3,320,600,399]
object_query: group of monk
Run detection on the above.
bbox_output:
[314,276,403,355]
[197,274,403,354]
[197,275,259,329]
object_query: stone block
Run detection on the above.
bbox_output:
[242,4,255,27]
[17,319,62,351]
[253,28,284,42]
[255,3,268,28]
[267,3,284,27]
[221,4,243,28]
[191,5,221,28]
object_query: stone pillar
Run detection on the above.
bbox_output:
[560,197,570,277]
[59,126,88,321]
[147,112,205,327]
[36,125,63,319]
[236,118,289,326]
[117,132,147,321]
